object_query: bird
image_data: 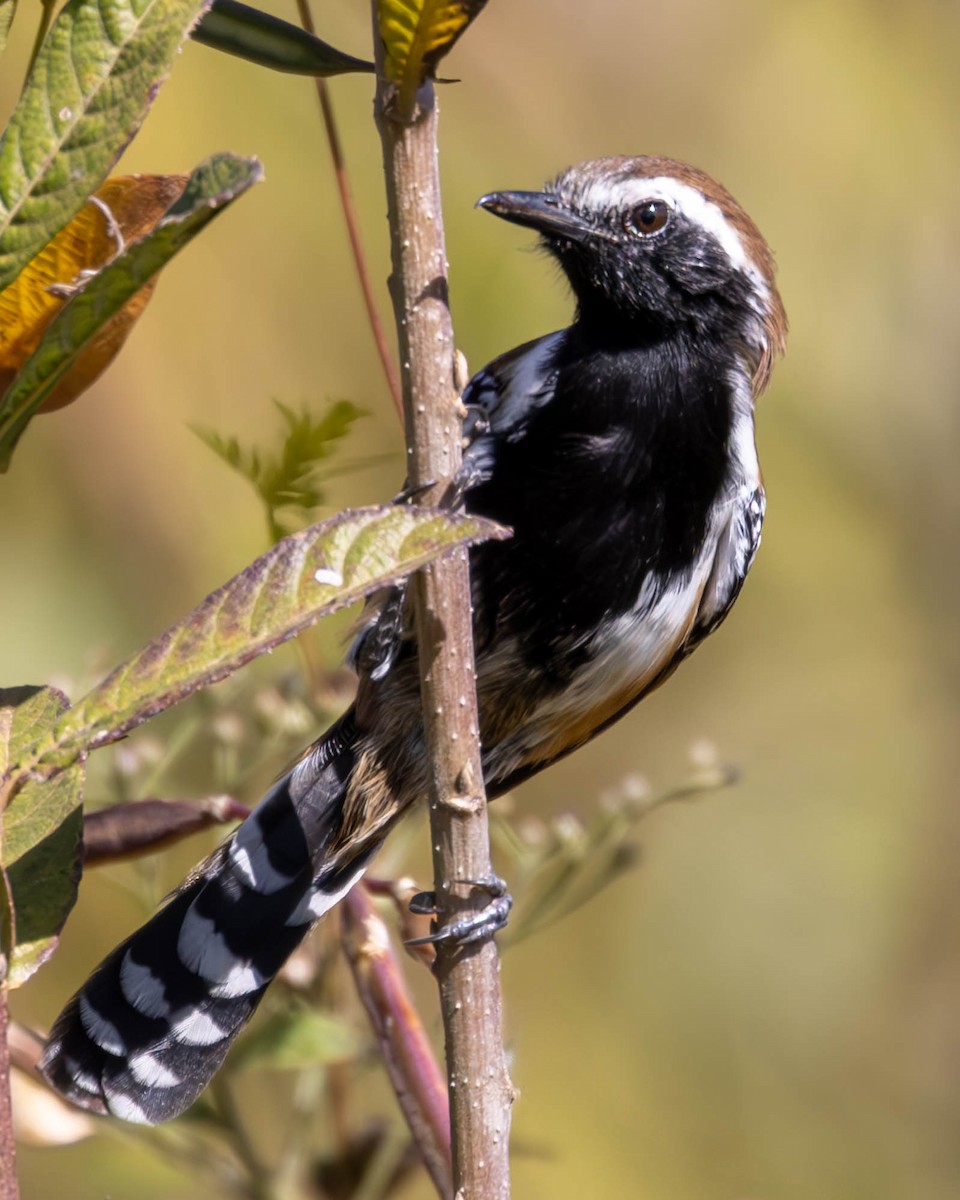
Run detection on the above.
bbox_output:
[40,155,786,1124]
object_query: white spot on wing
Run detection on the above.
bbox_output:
[210,961,266,998]
[177,910,222,976]
[229,834,295,894]
[172,1009,229,1046]
[128,1052,181,1089]
[286,887,334,926]
[228,814,298,894]
[105,1090,153,1124]
[177,910,264,993]
[120,952,170,1019]
[285,865,366,927]
[62,1055,102,1096]
[78,996,125,1056]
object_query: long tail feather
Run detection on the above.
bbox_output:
[41,725,375,1124]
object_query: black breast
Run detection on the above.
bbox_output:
[465,328,734,678]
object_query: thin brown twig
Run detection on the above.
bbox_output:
[371,28,514,1200]
[295,0,403,421]
[0,980,20,1200]
[83,795,249,865]
[341,885,452,1197]
[6,1020,42,1078]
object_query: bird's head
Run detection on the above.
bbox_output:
[478,156,786,393]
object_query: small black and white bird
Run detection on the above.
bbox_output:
[41,156,786,1123]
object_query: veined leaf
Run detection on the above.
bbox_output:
[21,505,504,774]
[378,0,487,116]
[0,174,187,414]
[194,0,372,76]
[0,0,215,293]
[0,687,84,988]
[0,153,261,471]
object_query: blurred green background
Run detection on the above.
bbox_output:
[3,0,960,1196]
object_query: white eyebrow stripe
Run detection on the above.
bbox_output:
[576,174,767,294]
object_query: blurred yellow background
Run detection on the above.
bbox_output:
[3,0,959,1196]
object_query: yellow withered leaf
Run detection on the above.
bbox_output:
[0,174,187,413]
[378,0,487,116]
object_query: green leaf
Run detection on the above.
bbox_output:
[0,0,215,293]
[23,504,505,775]
[195,399,367,539]
[193,0,372,76]
[377,0,487,116]
[230,1008,359,1071]
[0,0,16,56]
[0,152,262,470]
[0,686,84,988]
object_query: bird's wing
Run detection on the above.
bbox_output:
[349,330,570,679]
[459,329,568,490]
[688,483,765,647]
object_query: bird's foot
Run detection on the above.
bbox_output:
[406,876,512,947]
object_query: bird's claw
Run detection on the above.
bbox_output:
[406,876,512,947]
[392,479,437,505]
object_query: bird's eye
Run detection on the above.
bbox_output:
[626,200,670,237]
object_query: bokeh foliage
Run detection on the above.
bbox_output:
[2,0,959,1197]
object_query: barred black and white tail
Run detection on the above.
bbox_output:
[41,721,375,1124]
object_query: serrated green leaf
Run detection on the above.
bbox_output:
[194,0,372,76]
[0,0,16,56]
[230,1008,359,1071]
[1,686,84,988]
[0,686,63,773]
[22,504,504,774]
[0,0,215,293]
[0,152,262,470]
[377,0,487,116]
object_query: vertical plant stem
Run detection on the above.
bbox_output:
[370,29,514,1200]
[0,979,20,1200]
[295,0,403,421]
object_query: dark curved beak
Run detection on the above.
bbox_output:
[476,191,594,243]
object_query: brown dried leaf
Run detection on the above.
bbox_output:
[0,175,187,412]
